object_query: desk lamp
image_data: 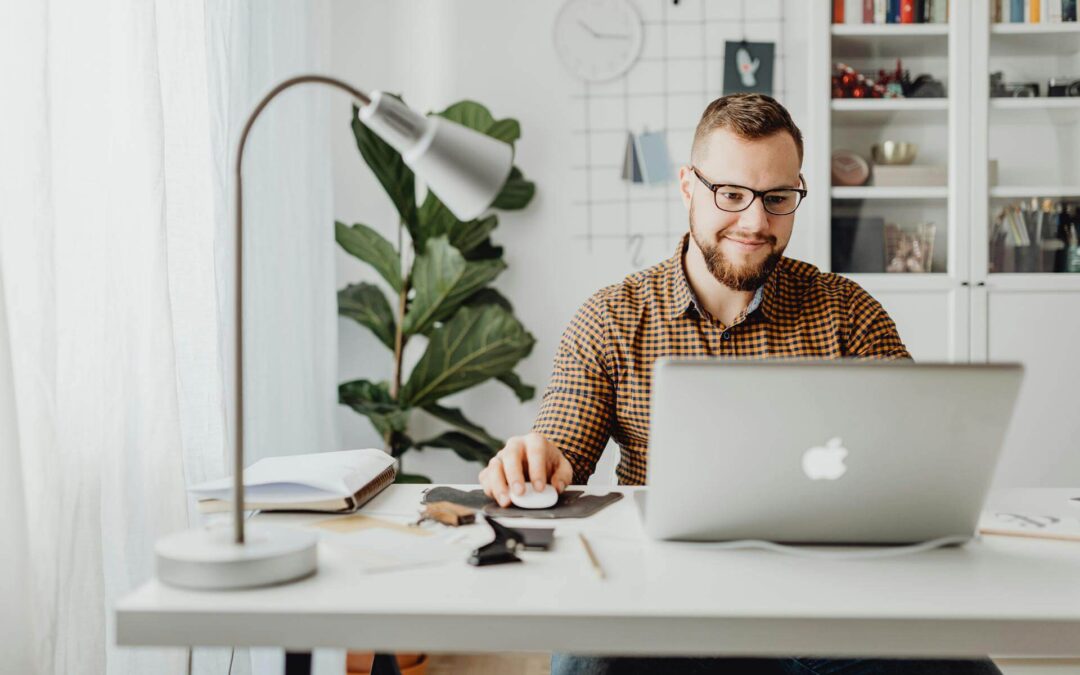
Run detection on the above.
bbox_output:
[154,75,513,589]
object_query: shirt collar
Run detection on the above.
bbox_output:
[666,232,775,323]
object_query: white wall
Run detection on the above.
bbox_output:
[329,0,813,483]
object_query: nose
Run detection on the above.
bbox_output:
[738,196,771,232]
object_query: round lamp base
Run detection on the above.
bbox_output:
[155,522,318,590]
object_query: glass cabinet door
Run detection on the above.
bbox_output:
[985,22,1080,274]
[829,24,952,276]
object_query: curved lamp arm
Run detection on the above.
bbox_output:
[232,76,370,544]
[230,76,512,545]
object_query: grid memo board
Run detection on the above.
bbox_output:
[570,0,788,268]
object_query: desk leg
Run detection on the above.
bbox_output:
[284,651,312,675]
[371,653,403,675]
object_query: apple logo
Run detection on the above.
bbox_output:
[802,437,848,480]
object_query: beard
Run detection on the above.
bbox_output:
[690,202,784,292]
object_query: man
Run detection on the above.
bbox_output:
[478,94,1000,675]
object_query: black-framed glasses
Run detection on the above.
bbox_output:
[691,167,807,216]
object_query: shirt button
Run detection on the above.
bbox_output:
[722,332,732,341]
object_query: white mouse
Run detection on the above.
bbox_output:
[509,483,559,509]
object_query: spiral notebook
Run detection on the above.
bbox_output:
[189,448,397,514]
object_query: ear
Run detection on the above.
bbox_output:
[678,165,695,210]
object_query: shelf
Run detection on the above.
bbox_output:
[989,98,1080,123]
[990,98,1080,110]
[832,24,950,37]
[991,186,1080,198]
[990,23,1080,35]
[832,98,949,125]
[832,98,948,111]
[832,24,950,57]
[832,186,949,199]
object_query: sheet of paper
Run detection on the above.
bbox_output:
[978,511,1080,543]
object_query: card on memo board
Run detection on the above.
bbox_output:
[723,41,775,96]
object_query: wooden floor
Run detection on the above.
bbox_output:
[426,653,551,675]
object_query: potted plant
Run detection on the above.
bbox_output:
[337,96,537,481]
[337,98,536,673]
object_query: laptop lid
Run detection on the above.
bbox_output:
[644,360,1024,544]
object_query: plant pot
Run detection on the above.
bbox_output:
[346,651,428,675]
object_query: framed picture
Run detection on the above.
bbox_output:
[723,41,775,96]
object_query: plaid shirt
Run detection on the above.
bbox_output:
[533,234,911,486]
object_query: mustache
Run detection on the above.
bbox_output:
[720,231,777,246]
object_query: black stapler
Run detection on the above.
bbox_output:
[468,516,525,566]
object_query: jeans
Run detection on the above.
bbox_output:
[550,655,1003,674]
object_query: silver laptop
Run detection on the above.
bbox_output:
[642,359,1024,544]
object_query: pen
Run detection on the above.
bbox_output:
[578,533,606,580]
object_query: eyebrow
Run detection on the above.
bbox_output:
[712,180,802,191]
[695,169,799,191]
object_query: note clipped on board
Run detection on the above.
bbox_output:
[621,130,673,185]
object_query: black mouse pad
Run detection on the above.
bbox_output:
[421,487,622,519]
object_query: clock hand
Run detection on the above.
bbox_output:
[577,19,630,40]
[577,19,600,37]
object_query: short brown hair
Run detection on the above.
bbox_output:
[691,93,804,165]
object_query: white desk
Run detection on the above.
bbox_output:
[116,487,1080,660]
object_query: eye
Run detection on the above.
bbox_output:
[720,192,744,201]
[765,192,797,206]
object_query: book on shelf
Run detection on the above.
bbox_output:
[188,448,397,514]
[901,0,915,23]
[995,0,1078,21]
[834,0,950,23]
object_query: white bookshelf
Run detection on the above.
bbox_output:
[811,1,1080,500]
[809,0,966,287]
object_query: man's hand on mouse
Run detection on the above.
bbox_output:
[479,431,573,507]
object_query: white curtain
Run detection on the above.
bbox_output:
[0,1,335,673]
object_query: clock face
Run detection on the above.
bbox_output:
[553,0,644,82]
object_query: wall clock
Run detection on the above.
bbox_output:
[553,0,644,82]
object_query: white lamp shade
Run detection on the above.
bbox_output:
[359,91,514,221]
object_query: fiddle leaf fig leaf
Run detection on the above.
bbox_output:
[335,222,402,293]
[485,118,521,144]
[338,379,410,437]
[395,472,432,484]
[496,371,535,403]
[417,192,499,256]
[337,282,396,351]
[464,287,514,313]
[422,403,502,451]
[402,236,505,336]
[400,304,535,407]
[492,166,535,210]
[436,100,496,132]
[415,431,498,464]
